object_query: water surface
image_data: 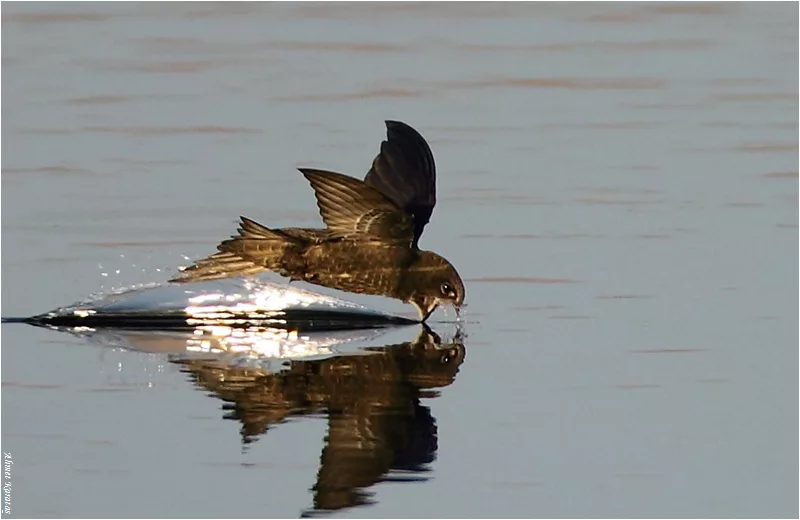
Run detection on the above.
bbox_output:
[2,2,797,518]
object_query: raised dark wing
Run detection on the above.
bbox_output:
[299,168,415,243]
[364,120,436,248]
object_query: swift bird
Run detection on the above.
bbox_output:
[171,121,464,322]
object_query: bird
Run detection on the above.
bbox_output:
[170,121,464,322]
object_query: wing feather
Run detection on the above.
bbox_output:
[364,120,436,247]
[299,168,414,242]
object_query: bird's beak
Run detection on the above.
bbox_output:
[412,298,439,323]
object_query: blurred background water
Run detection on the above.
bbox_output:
[1,2,797,518]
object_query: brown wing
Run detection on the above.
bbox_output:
[364,121,436,248]
[170,217,298,283]
[299,168,415,243]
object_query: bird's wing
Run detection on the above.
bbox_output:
[299,168,415,243]
[170,217,296,283]
[364,120,436,248]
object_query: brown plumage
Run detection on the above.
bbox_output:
[176,324,465,513]
[171,121,464,322]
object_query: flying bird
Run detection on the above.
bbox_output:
[171,121,464,322]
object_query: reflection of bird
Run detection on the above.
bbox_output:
[171,121,464,322]
[175,325,466,515]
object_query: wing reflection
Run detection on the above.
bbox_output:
[174,325,465,515]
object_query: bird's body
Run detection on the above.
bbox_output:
[172,121,464,321]
[178,214,460,320]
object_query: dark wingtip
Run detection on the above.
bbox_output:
[384,120,415,134]
[383,120,430,148]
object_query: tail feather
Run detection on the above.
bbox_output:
[237,216,289,240]
[170,251,268,283]
[170,216,296,284]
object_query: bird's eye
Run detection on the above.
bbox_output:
[440,282,453,296]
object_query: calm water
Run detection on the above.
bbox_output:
[2,2,798,518]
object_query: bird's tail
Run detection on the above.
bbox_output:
[170,217,297,284]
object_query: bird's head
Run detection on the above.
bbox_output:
[407,252,465,322]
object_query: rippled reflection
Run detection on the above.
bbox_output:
[30,318,465,514]
[175,325,466,515]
